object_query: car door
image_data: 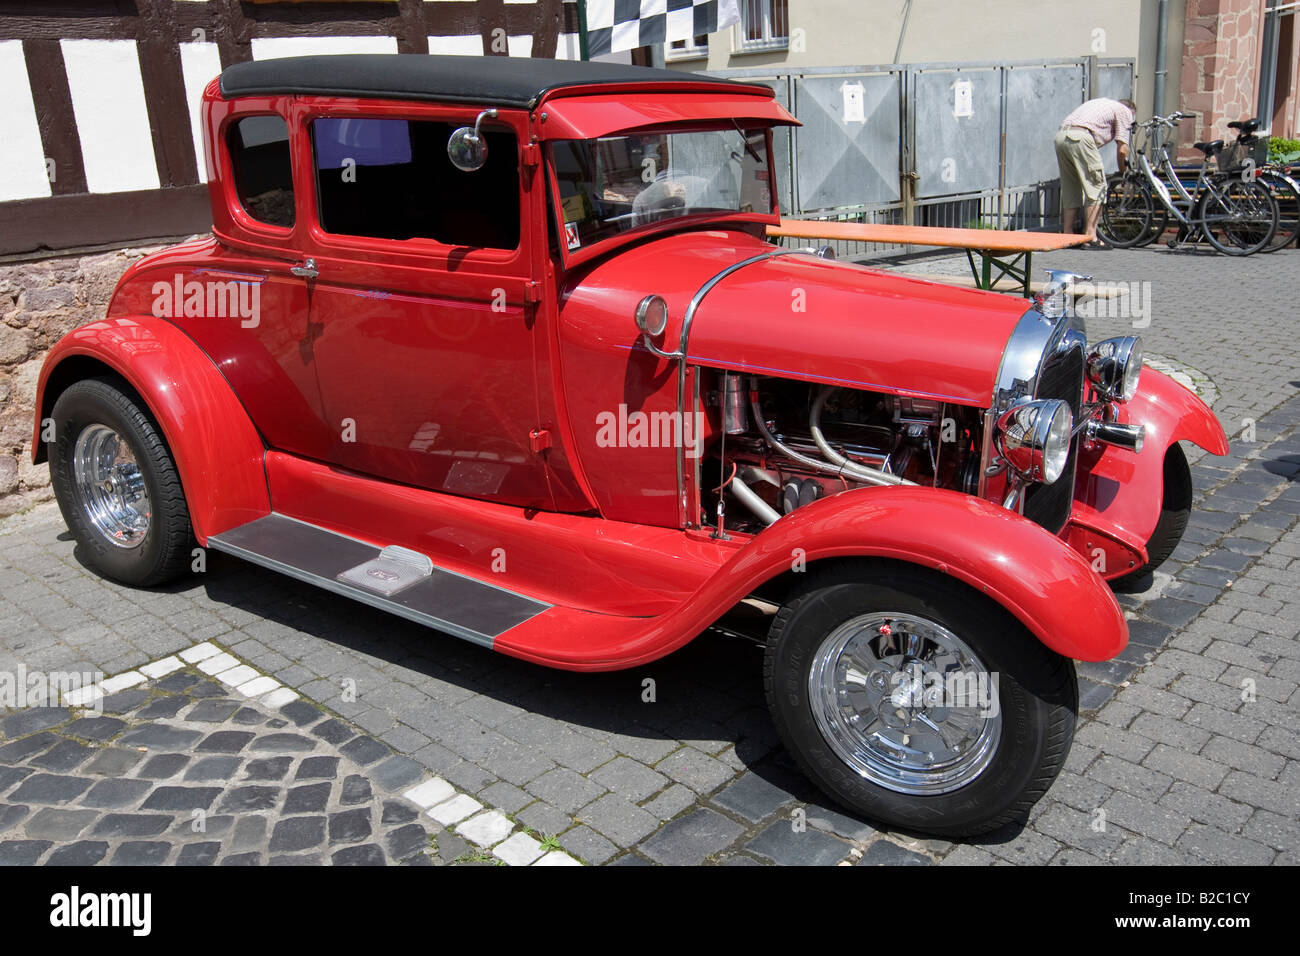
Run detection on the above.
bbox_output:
[169,102,336,464]
[294,99,552,510]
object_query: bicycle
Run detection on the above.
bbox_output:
[1148,118,1300,252]
[1100,111,1278,255]
[1219,117,1300,252]
[1098,115,1169,248]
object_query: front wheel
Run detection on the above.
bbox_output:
[49,377,194,586]
[1099,176,1154,247]
[764,561,1078,837]
[1111,443,1193,591]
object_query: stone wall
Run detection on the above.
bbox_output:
[0,244,167,518]
[1178,0,1266,156]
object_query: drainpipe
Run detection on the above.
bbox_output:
[895,0,913,64]
[1153,0,1169,115]
[1258,2,1282,129]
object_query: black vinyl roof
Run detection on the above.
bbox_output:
[219,54,766,109]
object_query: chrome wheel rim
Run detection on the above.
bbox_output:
[72,424,151,549]
[808,612,1002,795]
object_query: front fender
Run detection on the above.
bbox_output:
[519,485,1129,669]
[1071,366,1229,570]
[33,317,269,543]
[729,487,1128,661]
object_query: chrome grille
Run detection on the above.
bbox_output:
[1023,345,1084,534]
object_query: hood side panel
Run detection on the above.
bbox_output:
[687,254,1027,406]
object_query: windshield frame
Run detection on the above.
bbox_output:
[544,122,779,269]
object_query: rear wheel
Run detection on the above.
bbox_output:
[1200,178,1277,255]
[1099,176,1154,247]
[49,377,193,586]
[764,561,1077,837]
[1135,203,1169,247]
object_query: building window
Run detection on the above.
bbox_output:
[310,117,519,249]
[666,33,708,62]
[228,115,295,228]
[736,0,789,54]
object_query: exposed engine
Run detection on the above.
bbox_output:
[703,372,985,534]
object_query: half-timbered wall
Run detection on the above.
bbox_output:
[0,1,582,255]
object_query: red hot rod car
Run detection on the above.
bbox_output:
[34,55,1228,836]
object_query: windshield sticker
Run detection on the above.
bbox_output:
[564,221,582,250]
[561,193,587,221]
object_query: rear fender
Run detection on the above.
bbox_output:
[33,317,269,543]
[1071,366,1228,568]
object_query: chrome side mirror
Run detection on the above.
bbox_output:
[448,109,498,172]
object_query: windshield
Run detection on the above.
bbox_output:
[549,127,772,252]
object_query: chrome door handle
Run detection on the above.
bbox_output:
[290,258,318,279]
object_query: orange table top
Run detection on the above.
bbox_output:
[767,219,1090,254]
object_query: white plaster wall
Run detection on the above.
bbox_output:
[61,39,160,194]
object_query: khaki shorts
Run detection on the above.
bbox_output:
[1055,127,1105,208]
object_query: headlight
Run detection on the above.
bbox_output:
[1087,336,1143,403]
[995,398,1073,485]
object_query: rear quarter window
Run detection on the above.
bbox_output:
[228,115,295,228]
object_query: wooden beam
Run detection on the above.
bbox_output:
[395,0,429,55]
[21,38,88,196]
[135,0,199,187]
[0,185,212,256]
[478,0,506,56]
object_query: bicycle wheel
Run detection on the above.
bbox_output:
[1135,203,1169,247]
[1259,170,1300,252]
[1199,178,1278,255]
[1099,176,1154,247]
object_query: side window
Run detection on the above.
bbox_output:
[311,117,520,249]
[228,115,295,228]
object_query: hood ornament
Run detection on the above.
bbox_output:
[1034,270,1092,320]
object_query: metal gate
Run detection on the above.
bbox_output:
[712,56,1134,258]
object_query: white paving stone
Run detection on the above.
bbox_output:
[139,656,185,679]
[100,671,145,694]
[404,777,456,809]
[63,685,103,708]
[493,831,543,866]
[260,687,299,709]
[196,652,239,675]
[457,809,514,847]
[235,675,280,698]
[179,642,222,663]
[214,663,258,686]
[533,851,582,866]
[427,793,482,825]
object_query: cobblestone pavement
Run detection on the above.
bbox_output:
[0,643,579,866]
[1,244,1296,866]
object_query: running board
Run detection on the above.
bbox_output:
[207,514,549,649]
